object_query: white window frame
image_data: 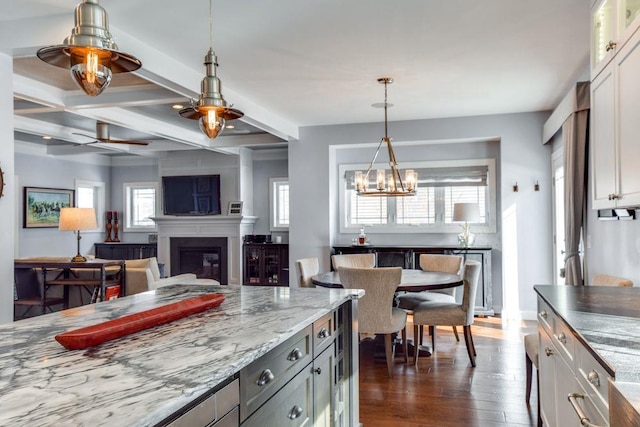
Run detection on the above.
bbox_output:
[270,177,289,231]
[123,182,158,232]
[75,179,104,232]
[338,158,497,234]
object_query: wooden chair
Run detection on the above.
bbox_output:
[524,333,542,427]
[14,267,64,320]
[397,254,464,340]
[591,274,633,287]
[331,253,376,270]
[412,260,481,367]
[296,257,319,288]
[338,266,407,377]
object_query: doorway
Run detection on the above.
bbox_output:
[552,148,565,285]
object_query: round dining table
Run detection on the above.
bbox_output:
[311,269,463,292]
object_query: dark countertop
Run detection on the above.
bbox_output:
[535,285,640,416]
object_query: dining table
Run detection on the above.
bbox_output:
[311,268,463,291]
[312,268,463,357]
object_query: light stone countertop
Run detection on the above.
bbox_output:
[0,284,363,427]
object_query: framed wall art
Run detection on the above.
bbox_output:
[23,187,75,228]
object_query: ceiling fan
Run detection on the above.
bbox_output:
[73,122,150,146]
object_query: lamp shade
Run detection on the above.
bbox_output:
[59,207,97,231]
[453,203,480,223]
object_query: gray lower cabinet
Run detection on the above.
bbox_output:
[163,378,239,427]
[240,303,352,427]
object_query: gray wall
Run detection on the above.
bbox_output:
[252,156,289,238]
[110,158,159,244]
[289,111,553,319]
[15,151,110,258]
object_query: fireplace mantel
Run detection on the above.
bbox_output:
[152,215,257,285]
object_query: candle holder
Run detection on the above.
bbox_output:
[105,211,113,242]
[113,211,120,242]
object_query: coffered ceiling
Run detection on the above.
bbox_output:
[3,1,590,157]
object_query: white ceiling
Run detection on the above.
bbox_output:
[2,0,590,156]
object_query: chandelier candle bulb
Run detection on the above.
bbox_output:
[377,170,386,191]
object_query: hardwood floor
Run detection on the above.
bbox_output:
[358,316,539,426]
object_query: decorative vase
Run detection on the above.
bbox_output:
[113,211,120,242]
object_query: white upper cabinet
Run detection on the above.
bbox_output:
[591,25,640,209]
[592,0,640,78]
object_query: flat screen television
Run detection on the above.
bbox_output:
[162,175,221,215]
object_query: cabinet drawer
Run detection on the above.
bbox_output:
[240,326,312,421]
[575,340,610,421]
[567,380,609,427]
[167,378,239,427]
[313,311,334,357]
[552,315,575,366]
[537,299,553,337]
[241,365,313,427]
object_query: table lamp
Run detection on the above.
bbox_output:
[59,207,98,262]
[453,203,480,247]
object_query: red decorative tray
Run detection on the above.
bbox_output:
[55,293,225,350]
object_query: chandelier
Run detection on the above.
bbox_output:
[37,0,141,97]
[355,78,417,197]
[178,0,243,139]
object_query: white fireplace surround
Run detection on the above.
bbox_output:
[152,216,257,285]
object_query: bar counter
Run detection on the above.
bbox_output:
[0,284,362,426]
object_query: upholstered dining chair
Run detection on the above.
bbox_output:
[338,266,407,377]
[331,253,376,270]
[412,260,481,367]
[296,257,319,288]
[524,333,542,427]
[591,274,633,287]
[397,254,464,340]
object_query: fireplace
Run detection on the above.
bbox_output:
[170,237,228,284]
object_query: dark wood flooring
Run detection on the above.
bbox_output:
[358,316,539,426]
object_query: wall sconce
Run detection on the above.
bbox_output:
[534,181,540,191]
[513,182,518,192]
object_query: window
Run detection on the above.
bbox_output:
[75,179,104,230]
[340,159,496,234]
[124,182,157,231]
[270,178,289,231]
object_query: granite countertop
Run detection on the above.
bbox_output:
[0,284,363,427]
[535,285,640,415]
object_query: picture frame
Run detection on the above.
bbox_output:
[228,201,243,216]
[23,187,75,228]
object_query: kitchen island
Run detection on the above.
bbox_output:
[0,284,362,426]
[535,285,640,426]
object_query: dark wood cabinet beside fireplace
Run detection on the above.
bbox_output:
[95,243,157,260]
[243,243,289,286]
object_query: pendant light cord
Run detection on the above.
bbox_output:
[209,0,214,49]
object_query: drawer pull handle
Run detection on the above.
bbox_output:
[539,310,548,318]
[544,346,554,357]
[588,370,600,387]
[555,332,567,344]
[256,369,274,386]
[288,405,304,420]
[287,348,304,361]
[567,393,606,427]
[317,328,330,339]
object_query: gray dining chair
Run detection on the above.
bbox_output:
[296,257,319,288]
[412,260,481,367]
[331,253,376,270]
[338,266,407,377]
[397,254,464,341]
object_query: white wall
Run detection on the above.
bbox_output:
[252,151,288,237]
[0,53,15,324]
[289,112,553,319]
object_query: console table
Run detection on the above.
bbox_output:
[14,259,126,311]
[332,245,493,316]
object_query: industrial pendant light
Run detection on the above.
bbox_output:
[355,78,417,197]
[179,0,243,139]
[37,0,142,97]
